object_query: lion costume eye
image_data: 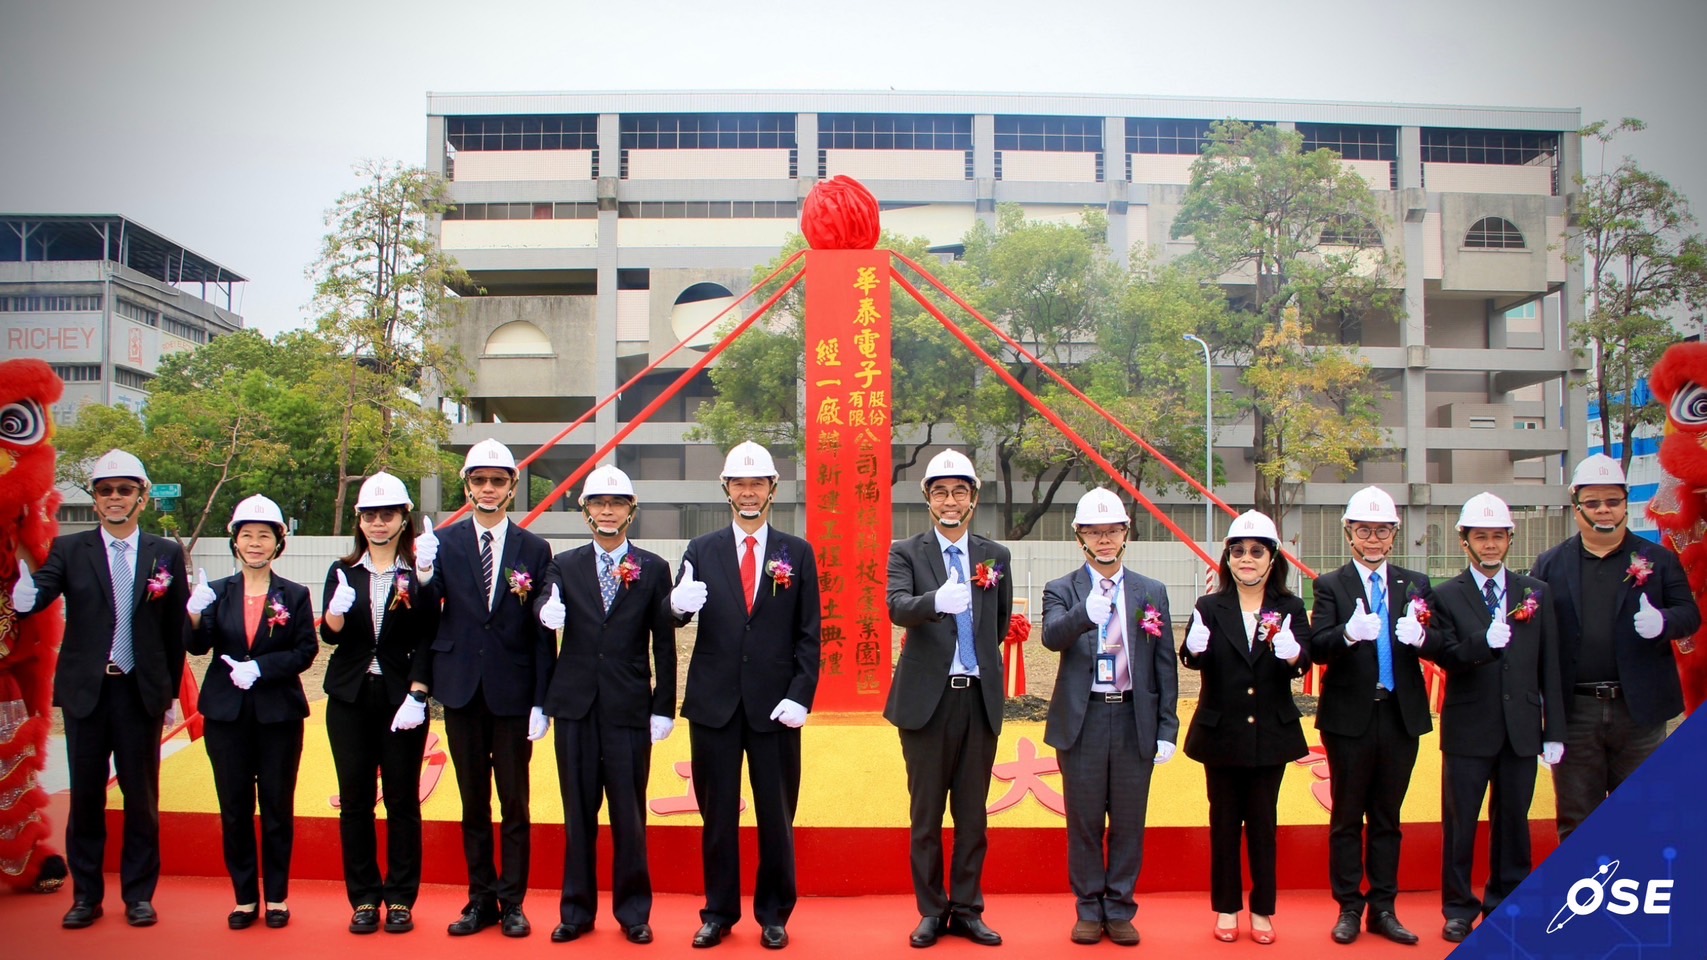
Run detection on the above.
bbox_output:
[0,399,46,445]
[1670,383,1707,426]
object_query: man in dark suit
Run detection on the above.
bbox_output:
[1307,486,1435,946]
[1531,454,1699,841]
[669,441,820,950]
[1041,488,1178,947]
[410,439,555,938]
[12,449,187,928]
[884,449,1012,948]
[1429,493,1566,943]
[533,464,676,945]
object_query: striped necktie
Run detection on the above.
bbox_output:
[480,530,495,609]
[110,540,135,673]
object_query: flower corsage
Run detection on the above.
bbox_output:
[145,562,172,600]
[1258,609,1282,644]
[506,566,533,600]
[1406,583,1433,627]
[265,593,290,632]
[1626,552,1654,586]
[389,572,412,611]
[971,559,1003,590]
[767,551,793,594]
[1140,603,1165,638]
[1509,586,1542,623]
[617,553,643,588]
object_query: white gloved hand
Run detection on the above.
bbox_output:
[1345,598,1381,645]
[11,559,37,614]
[327,569,357,617]
[221,655,261,690]
[1271,614,1301,661]
[539,584,566,630]
[187,568,218,616]
[391,696,426,731]
[1185,609,1210,655]
[1394,613,1424,648]
[1084,589,1113,627]
[650,714,675,743]
[671,560,707,617]
[527,706,550,741]
[413,517,438,575]
[769,698,808,728]
[934,567,971,616]
[1154,740,1176,764]
[1635,593,1664,639]
[1486,619,1512,650]
[1540,741,1565,765]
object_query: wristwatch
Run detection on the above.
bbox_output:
[409,690,428,703]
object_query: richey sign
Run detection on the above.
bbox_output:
[6,322,99,354]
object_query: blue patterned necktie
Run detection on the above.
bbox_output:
[110,540,135,673]
[599,552,619,613]
[1483,578,1500,617]
[945,544,977,672]
[1370,570,1394,690]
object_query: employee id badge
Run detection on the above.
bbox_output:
[1095,653,1117,684]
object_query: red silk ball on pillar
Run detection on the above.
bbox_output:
[801,176,880,250]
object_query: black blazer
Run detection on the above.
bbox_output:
[883,531,1013,735]
[1307,562,1439,739]
[1040,566,1179,758]
[676,526,821,731]
[1429,569,1566,757]
[537,543,677,726]
[319,560,439,707]
[415,517,556,715]
[25,530,188,720]
[187,573,317,724]
[1180,592,1311,767]
[1530,532,1699,726]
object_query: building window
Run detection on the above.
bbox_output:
[50,364,101,383]
[818,114,972,150]
[442,202,599,221]
[163,316,207,343]
[995,115,1102,153]
[1126,118,1215,155]
[1465,217,1526,249]
[1420,128,1558,166]
[1320,215,1383,247]
[446,115,598,151]
[113,367,154,390]
[619,114,795,150]
[58,504,97,524]
[0,294,102,312]
[115,298,159,326]
[1298,124,1397,162]
[615,200,798,219]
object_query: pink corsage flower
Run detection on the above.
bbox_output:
[767,551,794,594]
[1626,553,1654,586]
[1510,586,1542,623]
[971,559,1003,590]
[617,554,643,588]
[145,562,172,600]
[265,593,290,631]
[506,566,533,600]
[1140,603,1165,638]
[389,573,412,611]
[1259,609,1282,643]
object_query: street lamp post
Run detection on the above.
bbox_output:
[1183,334,1213,544]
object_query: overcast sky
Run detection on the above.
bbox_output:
[3,0,1704,336]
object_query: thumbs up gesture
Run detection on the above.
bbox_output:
[221,654,261,690]
[1634,593,1665,639]
[671,559,707,616]
[327,568,357,617]
[539,583,566,630]
[1271,614,1301,661]
[1345,598,1382,645]
[187,567,219,615]
[11,559,38,614]
[413,516,438,575]
[934,566,972,616]
[1185,609,1210,655]
[1084,588,1113,627]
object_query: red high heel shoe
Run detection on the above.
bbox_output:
[1249,915,1276,945]
[1213,914,1239,942]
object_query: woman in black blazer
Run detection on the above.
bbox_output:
[185,495,318,930]
[1180,510,1310,945]
[319,472,436,935]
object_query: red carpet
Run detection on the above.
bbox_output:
[3,875,1458,959]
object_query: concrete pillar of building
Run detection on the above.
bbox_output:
[595,113,622,450]
[974,114,996,229]
[1559,131,1590,479]
[1102,116,1130,266]
[425,115,449,178]
[796,113,818,184]
[1398,125,1429,534]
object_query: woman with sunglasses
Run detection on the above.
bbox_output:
[1179,510,1310,945]
[185,494,318,930]
[320,473,438,935]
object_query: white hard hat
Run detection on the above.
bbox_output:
[355,471,414,511]
[1570,453,1627,489]
[721,441,778,479]
[1073,488,1130,527]
[579,464,637,504]
[1457,492,1514,530]
[461,438,518,477]
[90,449,149,486]
[1342,485,1401,525]
[920,449,978,492]
[1225,509,1280,545]
[227,494,286,533]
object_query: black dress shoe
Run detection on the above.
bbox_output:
[448,902,499,936]
[626,923,654,944]
[62,900,103,928]
[126,901,158,927]
[948,915,1002,946]
[910,916,945,948]
[501,905,532,938]
[1330,911,1361,944]
[692,921,730,948]
[265,907,290,928]
[761,925,788,949]
[350,905,380,934]
[229,907,258,930]
[1369,911,1419,945]
[384,904,412,933]
[551,922,585,943]
[1442,918,1472,943]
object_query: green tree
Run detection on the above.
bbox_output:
[1572,119,1707,471]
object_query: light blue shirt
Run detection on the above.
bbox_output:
[934,528,979,677]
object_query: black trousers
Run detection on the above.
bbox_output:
[1553,692,1668,841]
[1204,764,1286,916]
[690,710,801,928]
[443,687,533,907]
[1322,696,1418,917]
[204,698,305,905]
[326,675,429,908]
[897,680,1000,921]
[1057,698,1153,922]
[62,672,164,905]
[1441,744,1537,921]
[555,712,652,927]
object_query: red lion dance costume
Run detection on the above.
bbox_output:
[1644,342,1707,715]
[0,359,68,892]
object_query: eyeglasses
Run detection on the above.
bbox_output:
[359,508,402,524]
[93,483,140,498]
[1228,543,1269,559]
[927,487,973,504]
[1577,497,1626,511]
[466,475,511,488]
[1080,526,1126,541]
[1349,525,1395,541]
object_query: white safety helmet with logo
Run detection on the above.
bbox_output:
[1342,485,1401,526]
[580,464,639,536]
[1570,453,1627,490]
[355,471,414,511]
[227,493,287,561]
[1073,487,1130,563]
[720,440,779,479]
[461,438,518,477]
[90,448,150,486]
[919,449,978,492]
[1457,492,1515,531]
[1225,509,1281,545]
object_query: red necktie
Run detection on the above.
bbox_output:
[741,535,758,614]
